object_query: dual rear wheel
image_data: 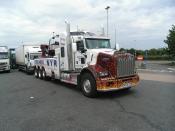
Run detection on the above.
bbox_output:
[34,68,48,80]
[34,68,97,97]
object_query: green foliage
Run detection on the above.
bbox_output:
[120,48,171,60]
[146,55,170,60]
[164,25,175,57]
[119,48,126,52]
[147,48,168,56]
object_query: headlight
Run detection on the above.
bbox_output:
[98,71,109,77]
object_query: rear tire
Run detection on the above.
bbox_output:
[42,69,51,80]
[38,69,43,79]
[42,69,46,80]
[34,68,39,78]
[25,66,30,74]
[80,73,97,98]
[6,70,10,73]
[18,65,21,71]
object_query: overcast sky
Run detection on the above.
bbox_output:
[0,0,174,49]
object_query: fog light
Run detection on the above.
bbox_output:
[98,71,109,77]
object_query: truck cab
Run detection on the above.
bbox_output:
[60,31,138,95]
[16,45,41,73]
[0,46,10,72]
[72,33,113,70]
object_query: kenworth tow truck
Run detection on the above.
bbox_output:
[34,23,139,97]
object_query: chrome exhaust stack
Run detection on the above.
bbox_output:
[65,21,73,71]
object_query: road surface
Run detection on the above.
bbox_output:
[0,70,174,131]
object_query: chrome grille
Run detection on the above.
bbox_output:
[0,62,7,69]
[117,54,135,77]
[0,62,6,65]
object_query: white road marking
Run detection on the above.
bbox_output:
[137,69,173,73]
[168,68,175,71]
[139,72,175,83]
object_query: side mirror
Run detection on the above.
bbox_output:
[55,41,59,45]
[76,40,86,53]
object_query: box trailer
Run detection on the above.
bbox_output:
[16,44,41,73]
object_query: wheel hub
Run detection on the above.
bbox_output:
[39,71,41,77]
[35,70,37,76]
[83,79,91,93]
[43,71,45,78]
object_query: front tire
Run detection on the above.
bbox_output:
[80,73,97,98]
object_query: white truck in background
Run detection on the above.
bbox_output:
[0,46,10,72]
[16,44,42,73]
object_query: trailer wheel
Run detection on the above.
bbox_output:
[80,73,97,98]
[34,68,39,78]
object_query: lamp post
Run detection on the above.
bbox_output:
[105,6,110,37]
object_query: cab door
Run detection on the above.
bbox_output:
[74,40,86,69]
[25,52,30,66]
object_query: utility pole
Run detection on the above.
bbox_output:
[105,6,110,37]
[115,28,116,45]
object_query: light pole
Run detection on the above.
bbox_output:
[115,28,116,45]
[105,6,110,37]
[134,40,136,57]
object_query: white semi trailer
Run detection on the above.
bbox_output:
[34,23,139,97]
[0,46,10,72]
[16,44,41,73]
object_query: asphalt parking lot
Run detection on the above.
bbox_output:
[0,70,175,131]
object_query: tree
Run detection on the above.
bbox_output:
[148,48,157,56]
[127,48,135,55]
[164,25,175,58]
[119,48,126,52]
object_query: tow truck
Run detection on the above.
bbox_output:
[34,23,139,97]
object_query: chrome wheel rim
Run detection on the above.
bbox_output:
[35,70,37,76]
[43,71,45,78]
[83,79,91,93]
[38,71,41,78]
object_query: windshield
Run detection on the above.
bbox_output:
[0,52,8,59]
[85,39,111,49]
[30,53,41,60]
